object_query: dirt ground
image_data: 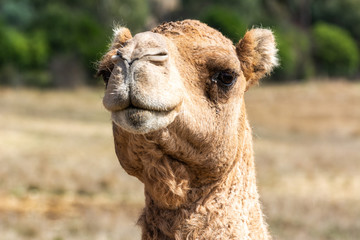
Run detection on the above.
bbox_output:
[1,80,359,240]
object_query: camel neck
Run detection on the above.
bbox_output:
[138,137,270,240]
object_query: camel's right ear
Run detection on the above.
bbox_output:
[236,29,278,90]
[97,27,132,78]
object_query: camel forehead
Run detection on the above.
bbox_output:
[130,31,168,49]
[152,20,234,47]
[151,20,238,67]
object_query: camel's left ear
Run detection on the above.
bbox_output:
[110,26,132,50]
[97,27,132,79]
[236,29,279,90]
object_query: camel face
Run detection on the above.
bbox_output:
[98,20,278,210]
[103,32,184,133]
[101,23,246,139]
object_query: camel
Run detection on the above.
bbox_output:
[97,20,278,240]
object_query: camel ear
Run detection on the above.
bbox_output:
[110,26,132,49]
[97,27,132,78]
[236,29,278,90]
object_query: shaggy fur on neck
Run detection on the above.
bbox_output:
[136,122,270,240]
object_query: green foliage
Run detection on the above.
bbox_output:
[273,28,314,80]
[28,31,49,68]
[0,0,360,87]
[312,0,360,40]
[40,4,105,55]
[273,30,297,80]
[0,24,30,67]
[103,0,150,33]
[0,22,49,69]
[313,22,359,76]
[201,6,247,43]
[39,3,107,75]
[0,0,35,29]
[183,0,262,24]
[0,0,150,87]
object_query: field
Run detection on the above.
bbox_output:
[1,81,359,240]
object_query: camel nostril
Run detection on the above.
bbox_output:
[111,50,123,62]
[155,50,168,56]
[144,50,169,62]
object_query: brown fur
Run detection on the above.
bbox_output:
[99,20,278,239]
[236,29,278,90]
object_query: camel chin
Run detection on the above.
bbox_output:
[111,107,179,134]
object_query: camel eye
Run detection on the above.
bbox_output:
[212,71,237,88]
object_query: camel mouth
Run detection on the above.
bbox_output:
[111,105,180,134]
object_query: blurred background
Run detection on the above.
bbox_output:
[1,0,359,239]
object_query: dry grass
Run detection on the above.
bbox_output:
[246,80,360,240]
[1,80,359,239]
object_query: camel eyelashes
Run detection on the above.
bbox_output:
[211,71,238,89]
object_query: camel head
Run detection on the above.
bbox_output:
[98,20,278,209]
